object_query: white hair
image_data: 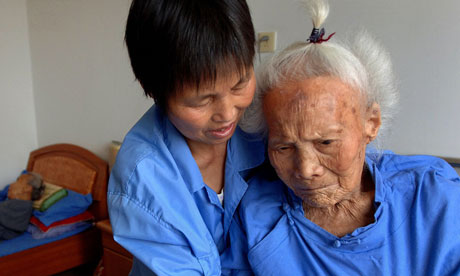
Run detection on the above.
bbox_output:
[302,0,329,28]
[240,0,399,148]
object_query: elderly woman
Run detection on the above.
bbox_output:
[234,0,460,275]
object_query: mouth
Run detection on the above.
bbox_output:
[295,183,337,193]
[208,123,235,139]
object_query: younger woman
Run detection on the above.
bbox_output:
[108,0,263,275]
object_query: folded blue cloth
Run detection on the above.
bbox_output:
[33,190,92,226]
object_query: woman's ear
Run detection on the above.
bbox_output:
[365,102,381,143]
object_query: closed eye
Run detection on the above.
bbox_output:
[321,140,333,145]
[188,96,213,108]
[231,80,249,91]
[275,145,294,153]
[231,72,251,91]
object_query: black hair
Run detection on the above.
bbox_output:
[125,0,256,111]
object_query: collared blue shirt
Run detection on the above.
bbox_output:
[235,151,460,276]
[108,105,264,276]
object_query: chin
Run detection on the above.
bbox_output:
[204,136,233,146]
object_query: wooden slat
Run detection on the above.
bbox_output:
[102,248,132,276]
[97,220,133,258]
[0,228,101,276]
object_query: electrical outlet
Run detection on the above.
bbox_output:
[258,32,277,53]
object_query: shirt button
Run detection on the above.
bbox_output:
[333,240,342,248]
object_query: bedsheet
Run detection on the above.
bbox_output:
[0,222,92,257]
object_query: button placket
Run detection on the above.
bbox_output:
[332,238,362,248]
[333,240,342,248]
[282,203,295,226]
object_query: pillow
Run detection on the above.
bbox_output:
[32,190,92,226]
[32,182,68,212]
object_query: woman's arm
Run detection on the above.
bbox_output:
[108,193,213,276]
[107,151,223,276]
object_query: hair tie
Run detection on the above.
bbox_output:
[307,27,335,43]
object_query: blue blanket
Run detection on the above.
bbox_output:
[0,222,92,257]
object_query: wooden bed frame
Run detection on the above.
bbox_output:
[0,143,108,275]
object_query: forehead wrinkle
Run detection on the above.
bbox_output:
[265,78,360,142]
[284,89,340,138]
[287,83,340,111]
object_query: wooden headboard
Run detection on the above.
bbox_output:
[26,143,109,221]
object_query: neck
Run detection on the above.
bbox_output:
[186,139,228,193]
[186,140,227,165]
[304,168,376,237]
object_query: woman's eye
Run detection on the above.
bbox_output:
[277,146,292,152]
[320,140,333,145]
[190,98,212,107]
[231,85,247,93]
[231,80,249,92]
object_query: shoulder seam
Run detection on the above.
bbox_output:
[124,149,158,190]
[108,191,179,232]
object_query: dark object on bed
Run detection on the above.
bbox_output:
[0,172,45,240]
[0,199,33,240]
[0,144,108,275]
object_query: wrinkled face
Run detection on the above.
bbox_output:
[168,69,256,146]
[264,76,380,208]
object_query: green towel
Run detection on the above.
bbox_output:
[33,182,68,212]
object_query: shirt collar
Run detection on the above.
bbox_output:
[226,126,266,173]
[160,109,206,194]
[364,149,386,204]
[160,108,265,194]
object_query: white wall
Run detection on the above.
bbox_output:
[0,0,37,189]
[248,0,460,158]
[27,0,152,162]
[3,0,457,188]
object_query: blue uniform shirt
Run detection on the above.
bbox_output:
[236,151,460,276]
[108,105,264,276]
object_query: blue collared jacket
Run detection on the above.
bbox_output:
[235,151,460,276]
[107,105,264,276]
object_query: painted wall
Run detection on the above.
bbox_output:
[248,0,460,158]
[3,0,458,189]
[27,0,152,162]
[0,0,37,188]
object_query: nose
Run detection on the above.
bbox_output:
[295,150,324,180]
[212,96,236,122]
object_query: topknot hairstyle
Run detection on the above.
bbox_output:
[240,0,399,148]
[125,0,256,112]
[303,0,328,28]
